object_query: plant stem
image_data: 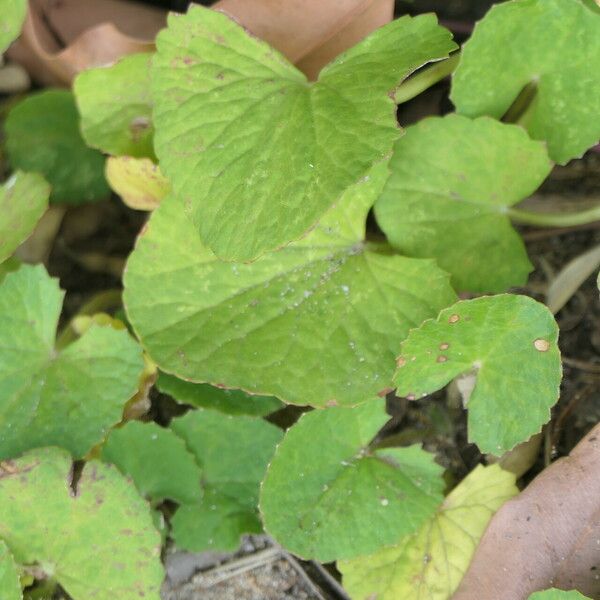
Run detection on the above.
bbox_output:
[508,205,600,227]
[395,52,461,105]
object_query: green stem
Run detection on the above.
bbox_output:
[508,205,600,227]
[395,52,461,105]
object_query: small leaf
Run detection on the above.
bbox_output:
[152,5,456,260]
[101,421,203,505]
[339,464,518,600]
[375,115,552,292]
[260,399,445,562]
[0,447,163,600]
[170,409,283,551]
[451,0,600,164]
[0,0,26,53]
[171,488,262,552]
[157,372,282,417]
[123,162,456,407]
[0,541,21,600]
[529,592,592,600]
[0,264,144,459]
[394,294,561,454]
[105,156,170,210]
[74,53,154,158]
[0,172,50,264]
[4,90,109,204]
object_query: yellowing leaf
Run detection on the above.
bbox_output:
[105,156,170,211]
[339,464,518,600]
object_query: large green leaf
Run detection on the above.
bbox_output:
[529,591,592,600]
[157,372,282,417]
[74,53,154,158]
[101,421,202,504]
[152,5,456,260]
[0,447,163,600]
[0,265,144,459]
[0,0,26,53]
[339,464,517,600]
[451,0,600,164]
[0,172,50,264]
[0,541,21,600]
[4,90,109,204]
[394,295,561,454]
[375,115,552,292]
[170,409,283,551]
[260,399,445,562]
[124,162,456,407]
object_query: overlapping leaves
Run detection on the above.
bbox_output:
[124,162,456,406]
[152,5,456,260]
[260,399,445,562]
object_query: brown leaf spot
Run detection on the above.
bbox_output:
[396,356,406,367]
[406,393,416,401]
[534,339,550,352]
[449,314,460,324]
[437,355,448,363]
[439,342,450,350]
[325,399,339,407]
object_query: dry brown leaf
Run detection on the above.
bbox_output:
[215,0,394,79]
[10,0,393,85]
[452,423,600,600]
[7,0,166,85]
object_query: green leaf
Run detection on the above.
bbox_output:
[171,489,262,552]
[4,90,110,204]
[152,6,456,260]
[339,464,518,600]
[101,421,202,504]
[0,264,144,459]
[529,591,592,600]
[0,541,21,600]
[74,54,154,158]
[394,294,561,454]
[260,399,445,562]
[123,162,456,407]
[375,115,552,292]
[450,0,600,164]
[170,409,283,551]
[0,0,26,53]
[0,447,163,600]
[0,172,50,264]
[157,372,283,417]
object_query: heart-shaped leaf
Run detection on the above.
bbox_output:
[157,372,282,417]
[0,172,50,264]
[0,541,21,600]
[0,0,26,53]
[152,5,456,260]
[74,53,154,158]
[4,90,109,204]
[451,0,600,164]
[0,264,144,459]
[260,399,445,562]
[169,409,283,551]
[123,162,456,407]
[375,115,552,292]
[101,421,202,505]
[394,294,561,454]
[339,464,517,600]
[0,447,163,600]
